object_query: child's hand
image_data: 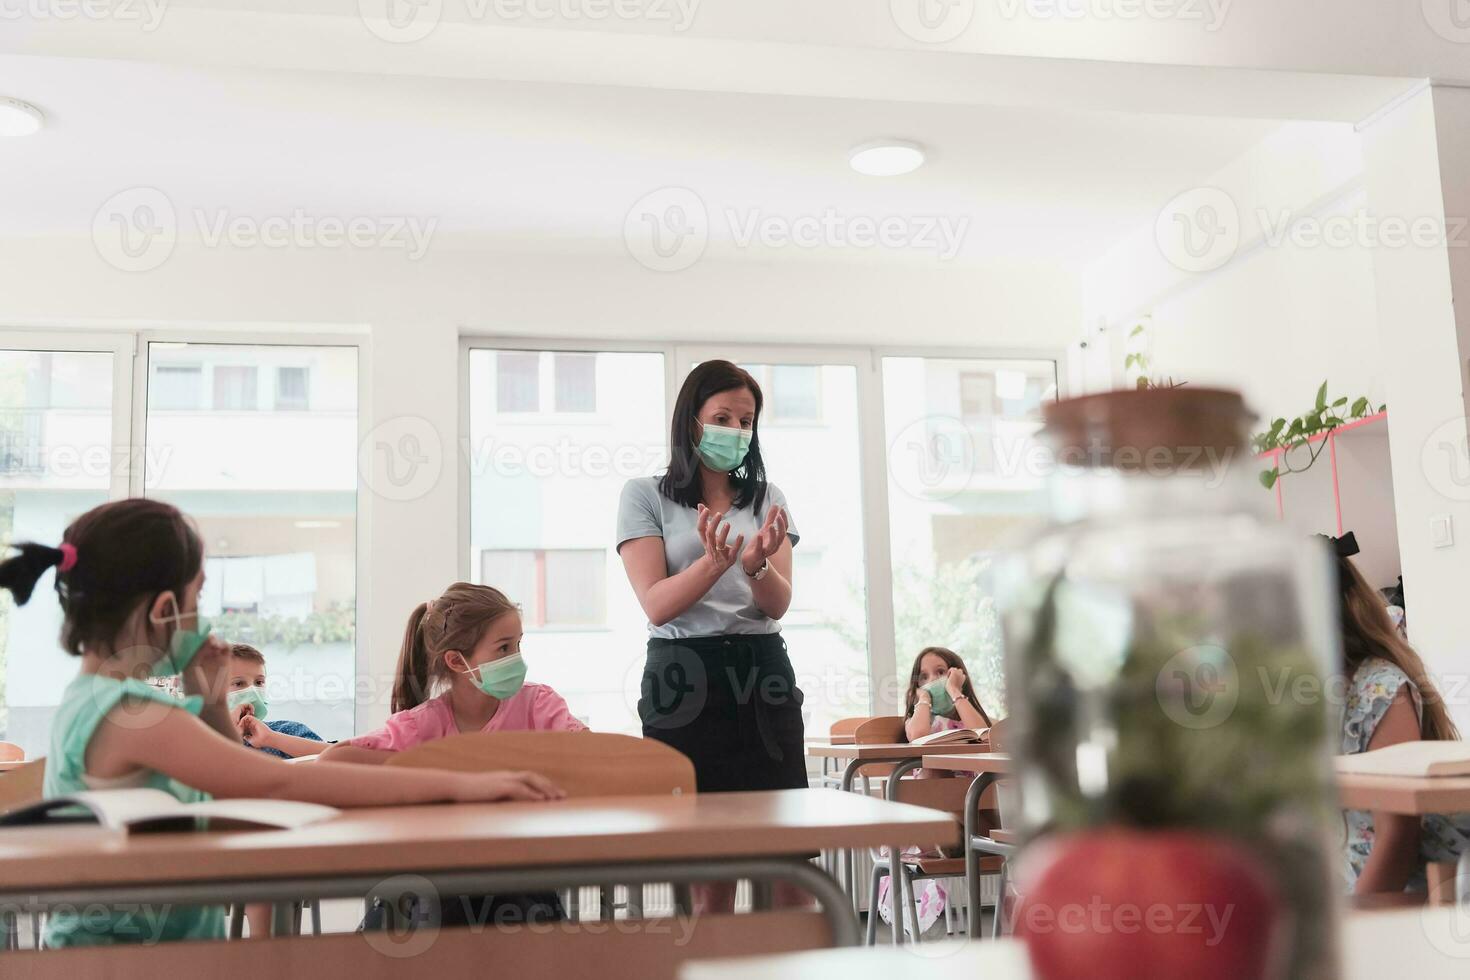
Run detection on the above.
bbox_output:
[945,667,967,699]
[182,636,234,703]
[454,771,565,803]
[238,713,270,747]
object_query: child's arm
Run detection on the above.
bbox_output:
[905,688,934,741]
[183,637,244,742]
[255,728,330,758]
[91,706,563,806]
[1355,687,1424,894]
[318,743,397,765]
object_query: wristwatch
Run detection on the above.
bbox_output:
[747,558,770,581]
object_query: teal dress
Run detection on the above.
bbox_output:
[42,673,226,947]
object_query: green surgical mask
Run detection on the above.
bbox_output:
[147,598,212,679]
[923,678,957,720]
[227,685,269,722]
[695,423,753,473]
[462,653,527,700]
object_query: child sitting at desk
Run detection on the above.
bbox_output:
[319,581,585,929]
[1330,532,1470,893]
[0,499,563,947]
[321,582,586,765]
[227,643,328,760]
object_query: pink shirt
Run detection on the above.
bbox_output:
[344,683,587,752]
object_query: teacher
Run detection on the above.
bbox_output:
[617,359,806,811]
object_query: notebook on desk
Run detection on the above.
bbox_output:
[0,787,338,832]
[1335,742,1470,778]
[909,727,990,747]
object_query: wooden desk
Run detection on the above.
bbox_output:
[681,908,1470,980]
[1336,773,1470,815]
[919,753,1012,776]
[0,789,956,952]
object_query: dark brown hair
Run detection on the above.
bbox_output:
[1334,552,1458,741]
[659,360,768,513]
[903,646,990,729]
[230,643,266,666]
[393,582,519,712]
[0,498,203,657]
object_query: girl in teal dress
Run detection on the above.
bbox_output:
[0,498,564,947]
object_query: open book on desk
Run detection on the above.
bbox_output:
[1335,742,1470,778]
[909,727,990,747]
[0,788,338,832]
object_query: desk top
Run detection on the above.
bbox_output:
[682,908,1470,980]
[1334,773,1470,815]
[919,753,1013,775]
[0,788,958,894]
[804,742,994,760]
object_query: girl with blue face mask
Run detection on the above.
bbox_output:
[0,499,564,947]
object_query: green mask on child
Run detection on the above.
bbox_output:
[147,598,212,679]
[462,653,528,700]
[924,678,957,719]
[227,686,269,722]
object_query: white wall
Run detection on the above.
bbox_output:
[1081,120,1385,424]
[0,236,1081,732]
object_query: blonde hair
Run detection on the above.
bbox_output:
[392,582,519,712]
[1336,555,1459,741]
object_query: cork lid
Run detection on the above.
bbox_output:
[1041,387,1255,472]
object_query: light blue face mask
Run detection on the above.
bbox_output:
[147,597,212,679]
[695,423,753,473]
[462,653,528,700]
[924,678,957,719]
[227,685,269,722]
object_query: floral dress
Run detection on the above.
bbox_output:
[1342,657,1470,890]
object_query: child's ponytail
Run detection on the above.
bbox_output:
[392,602,433,713]
[0,542,73,606]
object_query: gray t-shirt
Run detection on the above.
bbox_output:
[616,475,799,639]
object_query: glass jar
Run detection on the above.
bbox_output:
[997,388,1340,980]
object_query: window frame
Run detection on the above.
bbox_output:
[462,337,1065,716]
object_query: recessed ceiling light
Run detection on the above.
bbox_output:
[0,98,44,137]
[848,139,925,177]
[294,520,342,529]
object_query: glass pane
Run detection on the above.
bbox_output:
[212,365,259,411]
[882,356,1057,717]
[0,350,113,756]
[553,354,597,413]
[544,550,607,626]
[496,351,540,413]
[481,549,539,624]
[276,367,309,411]
[147,343,358,741]
[468,349,665,733]
[740,362,868,733]
[151,364,202,411]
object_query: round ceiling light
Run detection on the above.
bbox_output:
[0,98,44,137]
[848,139,925,177]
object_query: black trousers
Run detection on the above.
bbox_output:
[638,632,808,793]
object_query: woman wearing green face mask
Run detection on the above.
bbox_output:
[617,360,805,915]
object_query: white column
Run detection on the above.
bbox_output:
[358,320,462,732]
[1359,84,1470,730]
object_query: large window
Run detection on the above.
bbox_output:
[883,357,1058,716]
[0,348,116,756]
[146,343,359,741]
[468,348,666,733]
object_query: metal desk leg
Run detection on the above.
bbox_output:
[270,902,296,937]
[882,758,924,946]
[838,758,866,911]
[963,772,997,940]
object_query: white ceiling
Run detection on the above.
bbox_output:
[3,54,1338,267]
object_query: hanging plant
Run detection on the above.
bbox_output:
[1251,381,1383,490]
[1123,320,1188,390]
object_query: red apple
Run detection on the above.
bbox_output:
[1011,829,1285,980]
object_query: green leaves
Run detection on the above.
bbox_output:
[1252,379,1382,491]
